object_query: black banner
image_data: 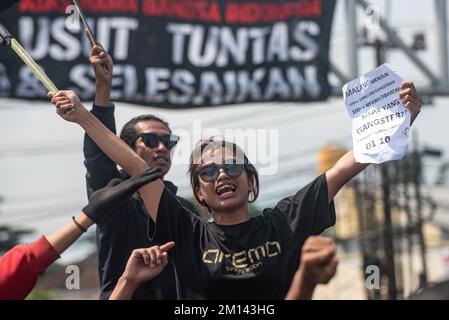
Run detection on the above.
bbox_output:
[0,0,336,108]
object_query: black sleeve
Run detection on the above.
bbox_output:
[273,173,336,238]
[154,188,203,256]
[83,104,121,196]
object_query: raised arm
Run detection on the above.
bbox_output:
[325,151,368,203]
[0,168,159,300]
[84,42,120,193]
[89,41,113,107]
[325,81,422,203]
[285,236,338,300]
[0,219,84,300]
[48,91,164,222]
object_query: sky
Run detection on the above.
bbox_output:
[0,0,448,263]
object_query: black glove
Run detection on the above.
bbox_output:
[82,167,162,224]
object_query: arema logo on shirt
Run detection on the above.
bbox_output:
[202,241,282,274]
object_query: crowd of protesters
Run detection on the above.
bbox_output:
[0,41,422,300]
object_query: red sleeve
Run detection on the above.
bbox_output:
[0,236,59,300]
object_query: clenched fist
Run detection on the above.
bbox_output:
[48,90,86,123]
[286,236,338,300]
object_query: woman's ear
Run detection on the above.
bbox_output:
[196,187,205,204]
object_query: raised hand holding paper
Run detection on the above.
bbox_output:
[342,64,411,164]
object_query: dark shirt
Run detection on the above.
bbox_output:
[154,174,336,299]
[83,104,198,300]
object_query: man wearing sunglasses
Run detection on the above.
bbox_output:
[83,43,198,300]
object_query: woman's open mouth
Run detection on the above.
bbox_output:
[215,182,237,198]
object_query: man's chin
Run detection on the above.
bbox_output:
[146,161,170,176]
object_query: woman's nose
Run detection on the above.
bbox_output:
[217,168,229,180]
[156,141,168,152]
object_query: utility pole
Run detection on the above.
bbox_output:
[357,30,398,299]
[365,169,382,300]
[375,38,398,300]
[357,169,382,300]
[354,178,371,298]
[411,134,428,287]
[380,164,398,299]
[402,155,417,295]
[357,1,431,299]
[391,161,405,298]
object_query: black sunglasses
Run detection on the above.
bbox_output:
[197,163,245,182]
[139,133,179,150]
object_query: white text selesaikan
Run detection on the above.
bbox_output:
[0,0,337,108]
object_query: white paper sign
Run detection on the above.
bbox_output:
[342,64,411,164]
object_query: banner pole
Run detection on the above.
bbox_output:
[72,0,96,47]
[72,0,109,75]
[10,39,59,93]
[1,22,58,93]
[0,22,74,114]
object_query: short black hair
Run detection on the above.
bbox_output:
[119,114,171,149]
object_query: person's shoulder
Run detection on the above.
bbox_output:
[274,174,328,208]
[177,196,200,215]
[256,208,282,222]
[260,205,293,225]
[260,207,274,215]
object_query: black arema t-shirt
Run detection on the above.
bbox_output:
[155,174,336,299]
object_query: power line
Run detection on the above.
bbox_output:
[260,164,316,185]
[175,163,317,205]
[0,142,81,157]
[2,188,85,203]
[0,200,83,219]
[257,181,316,208]
[173,134,349,190]
[173,152,318,190]
[0,205,81,224]
[213,103,345,130]
[0,103,346,159]
[194,105,281,128]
